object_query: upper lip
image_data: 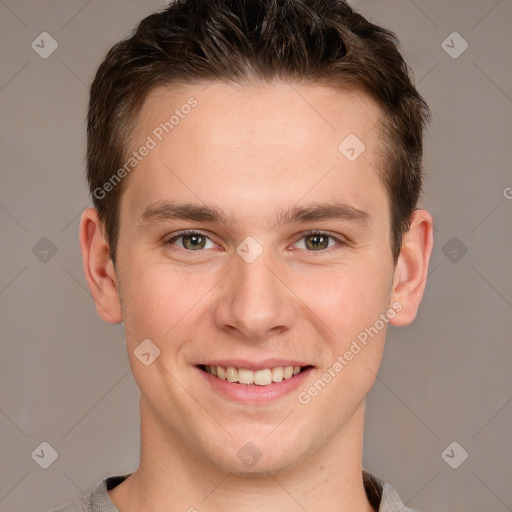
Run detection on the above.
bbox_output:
[197,359,313,371]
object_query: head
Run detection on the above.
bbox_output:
[80,0,433,475]
[87,0,430,267]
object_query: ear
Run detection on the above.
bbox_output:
[79,207,123,324]
[388,209,434,326]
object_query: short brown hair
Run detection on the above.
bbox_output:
[87,0,431,265]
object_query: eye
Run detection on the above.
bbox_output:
[165,230,345,252]
[166,230,216,250]
[293,231,345,251]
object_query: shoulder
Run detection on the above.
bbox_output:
[363,469,420,512]
[381,481,419,512]
[49,493,94,512]
[48,474,131,512]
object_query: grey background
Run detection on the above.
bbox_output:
[0,1,511,511]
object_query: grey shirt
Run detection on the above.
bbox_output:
[51,470,416,512]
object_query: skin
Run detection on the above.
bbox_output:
[80,81,433,512]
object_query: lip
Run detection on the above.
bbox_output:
[197,359,312,372]
[195,364,315,404]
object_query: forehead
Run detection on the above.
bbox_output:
[135,80,382,150]
[121,80,387,230]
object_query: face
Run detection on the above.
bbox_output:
[113,81,398,473]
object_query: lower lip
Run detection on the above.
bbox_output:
[196,366,314,404]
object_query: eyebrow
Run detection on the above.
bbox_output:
[137,200,372,229]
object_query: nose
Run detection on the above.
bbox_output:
[213,248,296,342]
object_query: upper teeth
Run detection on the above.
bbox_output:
[205,365,302,385]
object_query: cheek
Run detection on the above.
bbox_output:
[294,262,392,340]
[120,260,212,343]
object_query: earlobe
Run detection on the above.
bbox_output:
[79,207,123,324]
[389,209,434,327]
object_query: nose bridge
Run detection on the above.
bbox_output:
[237,250,278,304]
[215,246,294,339]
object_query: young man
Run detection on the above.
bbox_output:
[54,0,433,510]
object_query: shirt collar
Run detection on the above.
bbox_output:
[94,470,414,512]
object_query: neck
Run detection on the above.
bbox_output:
[108,397,375,512]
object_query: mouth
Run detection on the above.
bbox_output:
[197,364,314,386]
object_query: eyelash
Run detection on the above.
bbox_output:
[165,229,346,253]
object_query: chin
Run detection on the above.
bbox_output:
[201,431,313,477]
